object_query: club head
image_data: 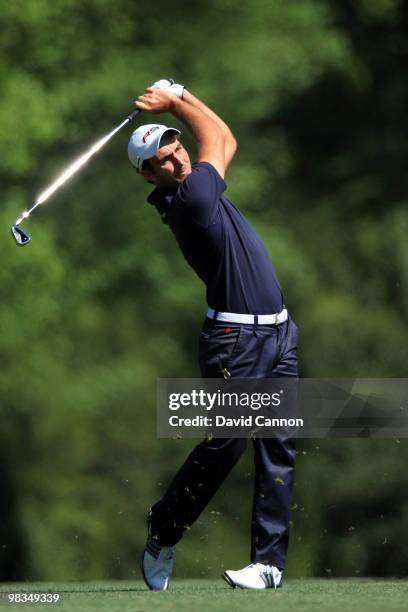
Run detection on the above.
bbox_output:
[11,225,31,246]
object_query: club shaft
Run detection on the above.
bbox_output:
[15,109,140,225]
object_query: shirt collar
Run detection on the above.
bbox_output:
[147,188,177,223]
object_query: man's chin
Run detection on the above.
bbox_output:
[156,170,191,188]
[176,170,191,182]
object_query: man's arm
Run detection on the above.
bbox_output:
[135,88,227,178]
[181,90,237,171]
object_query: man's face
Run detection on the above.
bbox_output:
[141,134,192,189]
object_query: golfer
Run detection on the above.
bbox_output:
[128,80,298,590]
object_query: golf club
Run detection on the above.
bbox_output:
[11,107,141,246]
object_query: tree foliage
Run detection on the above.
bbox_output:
[0,0,407,580]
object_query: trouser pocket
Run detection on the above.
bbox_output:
[198,322,243,378]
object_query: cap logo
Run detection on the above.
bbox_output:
[143,126,160,143]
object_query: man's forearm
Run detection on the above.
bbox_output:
[170,97,226,178]
[183,90,235,143]
[182,90,237,167]
[171,96,223,150]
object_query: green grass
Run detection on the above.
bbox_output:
[1,579,407,612]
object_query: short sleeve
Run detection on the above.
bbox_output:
[173,162,226,227]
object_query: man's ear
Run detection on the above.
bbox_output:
[141,168,156,185]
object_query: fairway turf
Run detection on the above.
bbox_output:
[1,579,408,612]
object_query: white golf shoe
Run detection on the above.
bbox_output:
[223,562,283,590]
[141,516,175,591]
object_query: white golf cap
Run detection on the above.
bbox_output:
[128,123,181,171]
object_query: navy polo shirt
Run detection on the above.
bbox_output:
[147,162,283,314]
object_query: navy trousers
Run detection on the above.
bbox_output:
[150,316,298,569]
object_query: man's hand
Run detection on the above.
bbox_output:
[135,88,177,114]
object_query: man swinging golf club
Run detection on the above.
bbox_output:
[128,80,298,590]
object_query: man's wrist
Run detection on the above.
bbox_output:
[170,96,183,116]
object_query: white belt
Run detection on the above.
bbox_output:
[206,307,288,325]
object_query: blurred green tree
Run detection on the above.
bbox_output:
[0,0,407,580]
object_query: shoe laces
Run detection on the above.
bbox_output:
[248,563,281,582]
[163,547,175,561]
